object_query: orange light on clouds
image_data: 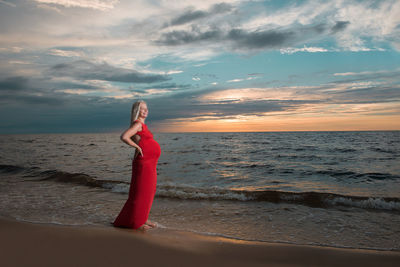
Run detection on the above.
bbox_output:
[198,86,323,102]
[156,114,400,132]
[154,86,400,132]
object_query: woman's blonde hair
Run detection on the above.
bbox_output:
[130,100,145,160]
[130,100,146,127]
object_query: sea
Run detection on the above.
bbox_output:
[0,130,399,251]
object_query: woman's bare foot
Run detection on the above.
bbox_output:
[145,220,157,228]
[137,224,152,231]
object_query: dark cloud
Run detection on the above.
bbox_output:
[157,28,222,45]
[55,81,99,90]
[129,88,148,94]
[0,94,132,134]
[145,77,400,123]
[142,83,192,90]
[165,3,233,27]
[49,60,170,83]
[156,23,333,50]
[0,75,78,107]
[310,23,327,34]
[157,27,299,49]
[0,74,106,107]
[0,76,29,92]
[210,3,233,13]
[331,21,350,33]
[1,76,399,133]
[322,85,400,105]
[226,28,295,49]
[192,73,218,79]
[331,70,400,84]
[170,10,208,26]
[0,93,65,106]
[1,68,398,133]
[141,86,320,123]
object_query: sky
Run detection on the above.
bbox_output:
[0,0,399,133]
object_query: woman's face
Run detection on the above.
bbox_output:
[139,103,148,118]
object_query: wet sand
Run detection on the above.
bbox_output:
[0,216,399,267]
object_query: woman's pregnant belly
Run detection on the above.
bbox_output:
[138,138,161,160]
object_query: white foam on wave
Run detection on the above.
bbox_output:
[155,188,249,201]
[102,181,400,211]
[325,197,400,211]
[103,181,250,201]
[103,183,129,193]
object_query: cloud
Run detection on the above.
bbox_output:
[333,0,400,51]
[145,89,298,122]
[142,83,191,91]
[0,75,68,106]
[0,76,30,92]
[331,69,400,84]
[146,75,400,122]
[1,0,397,69]
[227,76,257,83]
[164,70,183,75]
[0,93,66,106]
[156,22,336,51]
[48,49,84,57]
[1,70,399,132]
[165,3,233,27]
[331,21,350,34]
[334,72,366,77]
[0,0,16,8]
[156,27,222,46]
[333,69,400,77]
[227,79,243,83]
[0,71,162,107]
[49,60,171,83]
[34,0,119,11]
[8,60,32,65]
[226,28,296,49]
[54,80,100,91]
[280,45,329,54]
[0,47,23,53]
[1,0,400,133]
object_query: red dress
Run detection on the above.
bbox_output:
[113,119,161,229]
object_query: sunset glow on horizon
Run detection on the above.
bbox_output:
[155,114,400,133]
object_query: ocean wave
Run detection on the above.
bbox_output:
[303,169,400,180]
[1,164,399,212]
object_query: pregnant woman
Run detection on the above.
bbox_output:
[113,100,161,231]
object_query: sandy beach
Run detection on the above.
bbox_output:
[0,216,399,267]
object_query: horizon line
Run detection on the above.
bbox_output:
[1,129,399,135]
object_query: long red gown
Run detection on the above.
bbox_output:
[113,119,161,229]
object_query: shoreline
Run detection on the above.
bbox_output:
[11,217,398,253]
[5,213,399,253]
[1,216,399,267]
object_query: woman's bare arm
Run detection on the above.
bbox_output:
[120,122,142,149]
[132,134,141,158]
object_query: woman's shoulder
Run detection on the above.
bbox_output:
[134,119,145,125]
[131,120,143,132]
